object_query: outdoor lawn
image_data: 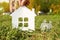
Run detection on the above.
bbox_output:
[0,14,60,40]
[0,0,60,40]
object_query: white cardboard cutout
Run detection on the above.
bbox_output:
[11,6,36,31]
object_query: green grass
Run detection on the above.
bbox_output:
[0,14,60,40]
[35,15,60,40]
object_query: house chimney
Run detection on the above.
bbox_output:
[32,8,35,13]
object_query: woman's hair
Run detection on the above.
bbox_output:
[23,0,30,6]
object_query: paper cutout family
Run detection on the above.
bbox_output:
[10,6,52,32]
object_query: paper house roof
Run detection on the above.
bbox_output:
[11,6,36,18]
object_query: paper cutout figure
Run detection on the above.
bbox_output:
[40,19,52,32]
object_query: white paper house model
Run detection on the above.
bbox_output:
[11,6,36,31]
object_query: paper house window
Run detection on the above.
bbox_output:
[19,23,23,27]
[18,17,28,27]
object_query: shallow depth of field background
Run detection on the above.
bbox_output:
[0,0,60,40]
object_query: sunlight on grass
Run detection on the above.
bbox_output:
[0,15,60,40]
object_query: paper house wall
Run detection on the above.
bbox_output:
[10,6,36,31]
